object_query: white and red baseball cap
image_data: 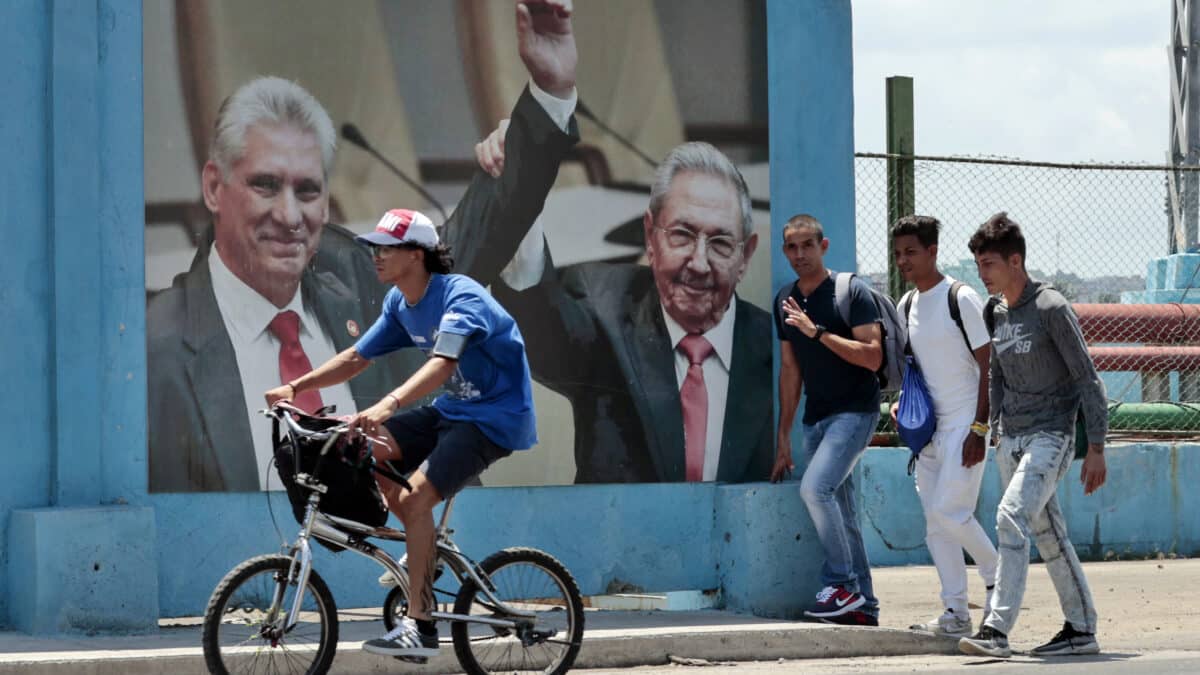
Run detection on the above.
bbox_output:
[355,209,439,249]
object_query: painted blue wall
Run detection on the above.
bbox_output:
[8,0,1195,633]
[0,0,55,628]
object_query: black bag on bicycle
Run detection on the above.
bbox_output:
[271,411,389,545]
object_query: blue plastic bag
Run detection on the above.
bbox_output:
[896,355,937,473]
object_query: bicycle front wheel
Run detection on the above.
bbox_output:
[451,547,584,675]
[202,554,338,675]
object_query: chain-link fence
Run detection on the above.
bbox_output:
[855,153,1200,442]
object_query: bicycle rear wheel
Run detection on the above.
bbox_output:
[202,554,338,675]
[451,547,584,675]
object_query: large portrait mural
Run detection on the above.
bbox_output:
[144,0,771,491]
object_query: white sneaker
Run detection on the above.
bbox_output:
[378,553,445,588]
[362,616,439,658]
[378,554,407,588]
[910,609,972,637]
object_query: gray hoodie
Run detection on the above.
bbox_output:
[988,279,1108,443]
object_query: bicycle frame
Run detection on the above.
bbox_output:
[277,438,536,634]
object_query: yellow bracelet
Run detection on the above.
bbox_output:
[969,422,989,437]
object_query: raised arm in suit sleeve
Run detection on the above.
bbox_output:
[441,85,579,286]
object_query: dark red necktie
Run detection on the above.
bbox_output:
[268,310,324,414]
[678,334,714,482]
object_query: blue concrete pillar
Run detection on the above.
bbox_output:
[735,0,855,616]
[4,0,156,633]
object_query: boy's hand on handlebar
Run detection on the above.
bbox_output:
[265,384,295,406]
[353,398,396,436]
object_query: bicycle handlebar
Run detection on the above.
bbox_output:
[262,402,414,494]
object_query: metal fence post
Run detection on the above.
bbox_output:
[886,76,914,299]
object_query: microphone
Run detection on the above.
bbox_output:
[575,99,660,171]
[340,123,449,223]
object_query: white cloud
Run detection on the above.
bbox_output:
[853,1,1169,162]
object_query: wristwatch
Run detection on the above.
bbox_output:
[811,325,826,341]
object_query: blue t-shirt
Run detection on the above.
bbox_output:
[354,273,538,451]
[774,275,881,425]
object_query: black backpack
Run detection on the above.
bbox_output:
[832,272,907,394]
[272,411,389,552]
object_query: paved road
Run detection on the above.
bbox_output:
[580,650,1200,674]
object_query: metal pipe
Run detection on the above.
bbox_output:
[1089,345,1200,371]
[1074,303,1200,343]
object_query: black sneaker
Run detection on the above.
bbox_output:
[362,617,439,658]
[1031,621,1100,656]
[958,625,1011,658]
[821,609,879,627]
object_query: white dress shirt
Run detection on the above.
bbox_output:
[661,303,736,481]
[209,244,357,490]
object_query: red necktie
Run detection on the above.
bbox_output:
[268,310,324,414]
[678,334,714,482]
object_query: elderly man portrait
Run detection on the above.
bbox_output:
[147,0,579,492]
[458,139,773,483]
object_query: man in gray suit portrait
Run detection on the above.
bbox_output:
[147,2,580,492]
[462,139,773,483]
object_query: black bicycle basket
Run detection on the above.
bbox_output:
[271,410,389,542]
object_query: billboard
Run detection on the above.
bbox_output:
[144,0,771,491]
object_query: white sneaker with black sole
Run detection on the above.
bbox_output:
[1030,621,1100,656]
[362,616,439,658]
[910,608,972,637]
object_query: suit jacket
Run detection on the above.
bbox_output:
[148,88,577,492]
[488,257,774,484]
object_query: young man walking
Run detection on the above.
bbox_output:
[773,214,884,626]
[890,216,999,638]
[266,209,538,659]
[958,212,1108,658]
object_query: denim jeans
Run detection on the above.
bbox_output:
[985,430,1097,636]
[799,410,879,615]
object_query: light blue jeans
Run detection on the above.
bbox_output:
[985,430,1097,636]
[799,410,879,616]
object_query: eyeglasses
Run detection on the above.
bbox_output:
[653,225,743,262]
[367,244,403,258]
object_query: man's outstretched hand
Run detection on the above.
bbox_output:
[517,0,576,98]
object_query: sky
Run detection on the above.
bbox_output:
[850,1,1176,281]
[852,1,1170,163]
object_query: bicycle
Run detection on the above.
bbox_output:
[201,403,585,675]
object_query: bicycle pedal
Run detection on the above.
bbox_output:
[393,655,429,664]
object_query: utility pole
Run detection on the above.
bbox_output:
[1168,0,1200,253]
[886,76,914,300]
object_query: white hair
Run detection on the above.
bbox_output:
[648,141,754,239]
[208,76,336,178]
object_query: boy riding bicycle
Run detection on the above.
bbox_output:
[266,208,539,658]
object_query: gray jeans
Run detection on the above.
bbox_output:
[985,430,1097,636]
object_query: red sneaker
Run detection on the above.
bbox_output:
[802,585,865,618]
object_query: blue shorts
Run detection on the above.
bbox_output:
[383,406,512,498]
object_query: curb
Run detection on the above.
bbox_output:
[0,623,960,674]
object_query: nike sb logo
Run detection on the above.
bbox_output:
[993,321,1032,355]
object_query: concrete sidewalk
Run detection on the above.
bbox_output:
[1,559,1194,674]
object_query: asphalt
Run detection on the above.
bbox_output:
[1,558,1195,674]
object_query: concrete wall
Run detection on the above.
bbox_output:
[6,0,1196,634]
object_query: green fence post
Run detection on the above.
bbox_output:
[886,76,914,300]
